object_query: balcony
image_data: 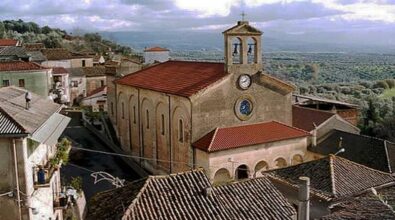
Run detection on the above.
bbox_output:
[53,193,68,210]
[33,163,58,188]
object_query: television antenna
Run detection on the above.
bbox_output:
[91,171,125,188]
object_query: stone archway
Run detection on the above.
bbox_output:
[274,157,287,169]
[235,164,249,180]
[292,154,303,165]
[213,168,231,184]
[254,160,269,177]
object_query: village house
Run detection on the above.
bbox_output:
[265,155,395,219]
[293,94,359,126]
[143,46,170,64]
[0,86,71,220]
[292,105,360,147]
[83,66,106,95]
[0,46,30,61]
[0,39,21,47]
[112,20,318,182]
[87,169,297,220]
[81,86,107,112]
[52,67,70,104]
[0,61,52,98]
[41,48,93,69]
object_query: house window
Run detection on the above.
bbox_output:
[178,119,184,143]
[121,102,125,119]
[146,110,149,129]
[100,80,104,87]
[2,80,10,87]
[133,106,136,124]
[18,79,25,87]
[161,114,165,135]
[71,81,78,87]
[82,60,86,67]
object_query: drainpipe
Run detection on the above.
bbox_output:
[12,139,22,220]
[298,176,310,220]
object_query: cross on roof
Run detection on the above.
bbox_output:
[241,11,246,21]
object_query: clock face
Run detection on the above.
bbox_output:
[239,99,252,116]
[238,74,251,90]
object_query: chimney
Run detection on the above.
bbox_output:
[203,187,213,197]
[298,176,310,220]
[312,123,317,147]
[25,92,32,110]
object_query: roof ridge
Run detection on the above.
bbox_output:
[272,120,312,135]
[208,128,219,152]
[329,155,337,196]
[123,175,153,218]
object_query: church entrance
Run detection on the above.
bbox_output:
[235,165,249,180]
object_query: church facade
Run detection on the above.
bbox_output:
[112,21,312,182]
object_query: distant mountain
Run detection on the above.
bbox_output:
[100,30,395,54]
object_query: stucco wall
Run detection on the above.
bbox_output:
[0,69,52,98]
[42,60,71,68]
[194,137,308,181]
[116,84,192,174]
[71,58,93,68]
[191,74,292,143]
[86,76,106,95]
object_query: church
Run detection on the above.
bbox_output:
[111,20,312,183]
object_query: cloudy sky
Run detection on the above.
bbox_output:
[1,0,395,47]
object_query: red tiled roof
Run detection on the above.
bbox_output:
[193,121,311,152]
[0,61,47,72]
[52,67,69,75]
[144,46,169,52]
[87,86,107,97]
[292,105,334,132]
[0,39,18,46]
[115,61,227,97]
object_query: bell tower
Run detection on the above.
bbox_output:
[223,20,263,75]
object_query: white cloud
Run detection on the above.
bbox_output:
[174,0,240,17]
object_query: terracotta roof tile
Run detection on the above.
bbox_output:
[88,169,296,220]
[321,191,395,219]
[267,155,395,201]
[292,105,335,131]
[144,46,169,52]
[115,60,227,97]
[310,130,395,173]
[42,48,72,60]
[0,61,47,72]
[83,66,106,77]
[52,67,69,75]
[24,43,45,51]
[193,121,311,152]
[0,39,18,46]
[87,86,106,97]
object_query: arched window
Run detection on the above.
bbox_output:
[232,37,242,64]
[133,106,136,124]
[274,158,287,169]
[121,102,125,119]
[247,37,257,64]
[235,164,249,180]
[292,154,303,165]
[111,102,114,115]
[146,110,149,129]
[178,119,184,143]
[254,160,268,177]
[161,114,165,135]
[213,168,231,184]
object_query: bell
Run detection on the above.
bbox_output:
[232,44,238,56]
[248,44,253,55]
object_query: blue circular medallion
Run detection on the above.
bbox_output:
[239,100,252,115]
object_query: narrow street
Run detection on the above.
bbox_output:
[60,111,141,201]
